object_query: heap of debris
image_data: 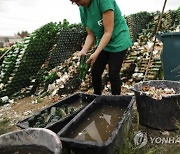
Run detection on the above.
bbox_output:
[0,9,180,103]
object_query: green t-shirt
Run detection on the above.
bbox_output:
[79,0,132,52]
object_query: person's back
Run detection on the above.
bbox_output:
[79,0,132,52]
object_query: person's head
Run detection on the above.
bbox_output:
[70,0,92,7]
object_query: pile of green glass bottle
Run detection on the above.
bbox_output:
[79,55,90,82]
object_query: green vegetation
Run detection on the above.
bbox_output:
[0,118,11,135]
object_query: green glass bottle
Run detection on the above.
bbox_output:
[79,55,90,82]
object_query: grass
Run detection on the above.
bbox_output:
[0,118,11,135]
[116,107,180,154]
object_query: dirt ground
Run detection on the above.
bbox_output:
[0,94,63,134]
[0,89,179,154]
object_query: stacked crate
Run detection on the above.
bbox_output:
[125,12,152,42]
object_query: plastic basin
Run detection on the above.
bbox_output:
[133,80,180,130]
[16,92,97,133]
[58,95,135,154]
[0,128,62,154]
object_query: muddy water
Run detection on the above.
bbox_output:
[68,105,125,143]
[1,145,53,154]
[68,98,88,109]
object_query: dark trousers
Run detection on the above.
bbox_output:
[91,49,127,95]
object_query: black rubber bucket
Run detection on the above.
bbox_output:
[0,128,62,154]
[133,80,180,130]
[58,95,135,154]
[16,92,97,133]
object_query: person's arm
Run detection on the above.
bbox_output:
[78,27,95,60]
[87,10,114,66]
[82,27,95,52]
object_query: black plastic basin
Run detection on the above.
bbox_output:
[58,95,135,154]
[16,92,97,133]
[133,80,180,130]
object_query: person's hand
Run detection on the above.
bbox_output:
[86,52,99,67]
[78,50,86,61]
